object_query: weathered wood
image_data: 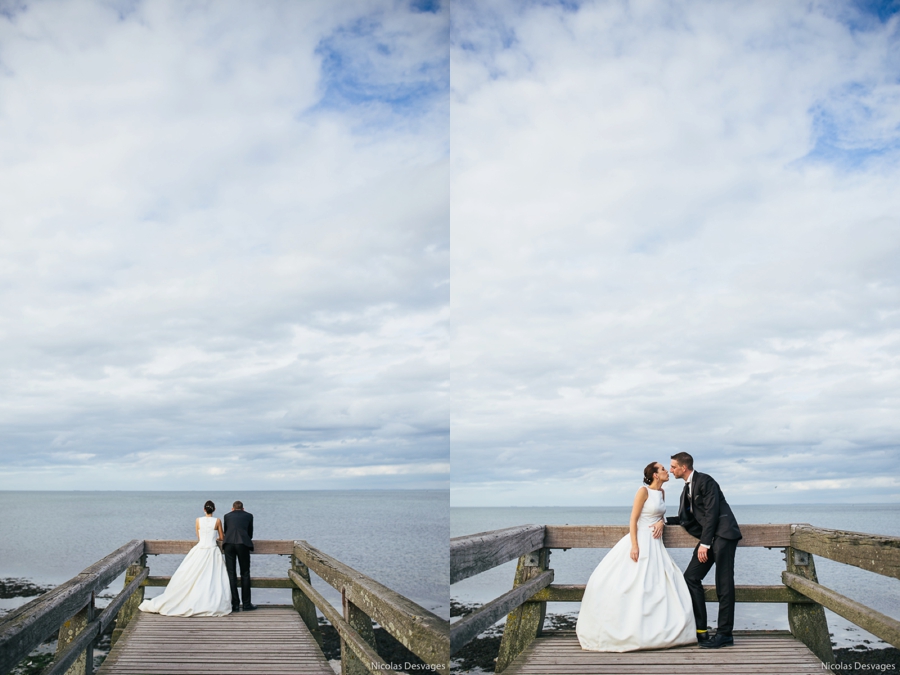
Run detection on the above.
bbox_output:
[111,556,147,647]
[496,548,550,674]
[142,576,293,588]
[529,583,813,604]
[783,572,900,649]
[543,524,791,549]
[143,540,293,555]
[96,607,333,675]
[451,525,545,583]
[288,569,400,675]
[342,589,378,675]
[55,598,92,675]
[43,568,149,675]
[784,548,834,664]
[501,632,823,675]
[451,570,553,654]
[291,556,321,649]
[294,540,448,669]
[791,524,900,580]
[0,539,144,675]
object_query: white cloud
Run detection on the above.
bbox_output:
[451,0,900,505]
[0,0,448,490]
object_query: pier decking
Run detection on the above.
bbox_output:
[501,630,824,675]
[98,607,333,675]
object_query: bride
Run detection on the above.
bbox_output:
[139,500,232,617]
[576,462,696,651]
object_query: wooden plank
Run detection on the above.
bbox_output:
[294,540,448,669]
[97,608,333,675]
[783,571,900,649]
[142,576,293,588]
[143,540,293,555]
[502,633,823,675]
[543,524,791,549]
[451,525,545,583]
[791,524,900,580]
[0,539,144,675]
[530,583,813,603]
[451,570,553,655]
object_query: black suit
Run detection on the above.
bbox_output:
[678,471,742,636]
[223,509,254,609]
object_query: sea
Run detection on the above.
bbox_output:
[451,503,900,648]
[0,490,449,621]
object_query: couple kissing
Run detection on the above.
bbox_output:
[576,452,742,652]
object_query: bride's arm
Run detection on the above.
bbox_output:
[216,518,225,541]
[629,488,648,562]
[195,518,201,541]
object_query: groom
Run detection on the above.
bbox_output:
[223,500,256,612]
[670,452,742,649]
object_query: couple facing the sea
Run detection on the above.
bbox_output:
[576,452,742,652]
[138,500,256,617]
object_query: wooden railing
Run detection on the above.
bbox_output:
[0,539,450,675]
[450,523,900,672]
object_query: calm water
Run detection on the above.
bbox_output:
[452,503,900,648]
[0,490,449,620]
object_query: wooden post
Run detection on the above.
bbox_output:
[495,548,550,673]
[786,547,834,664]
[291,554,322,648]
[111,553,147,647]
[341,587,378,675]
[56,594,93,675]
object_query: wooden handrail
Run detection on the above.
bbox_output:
[143,539,293,555]
[142,576,294,588]
[544,524,791,549]
[783,572,900,649]
[0,539,144,675]
[790,525,900,580]
[288,569,400,675]
[451,525,545,584]
[41,568,149,675]
[450,570,553,655]
[293,540,448,669]
[528,583,814,603]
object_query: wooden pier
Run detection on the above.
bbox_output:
[98,607,331,675]
[0,539,449,675]
[450,523,900,674]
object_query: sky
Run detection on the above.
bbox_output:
[451,0,900,506]
[0,0,449,490]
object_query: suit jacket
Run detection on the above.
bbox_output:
[223,509,254,550]
[678,471,742,546]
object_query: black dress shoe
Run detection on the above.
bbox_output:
[242,604,258,611]
[699,633,733,649]
[696,630,712,644]
[231,606,241,612]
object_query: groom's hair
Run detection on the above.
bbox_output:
[233,501,244,510]
[670,452,693,469]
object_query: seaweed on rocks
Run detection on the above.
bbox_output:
[0,578,53,599]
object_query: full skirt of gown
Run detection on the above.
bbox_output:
[139,517,232,617]
[576,488,695,652]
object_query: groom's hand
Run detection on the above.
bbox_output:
[650,521,664,539]
[698,546,709,563]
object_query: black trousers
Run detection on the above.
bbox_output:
[223,543,251,608]
[683,537,738,636]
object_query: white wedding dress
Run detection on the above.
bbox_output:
[139,516,232,617]
[576,486,695,651]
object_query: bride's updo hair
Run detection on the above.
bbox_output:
[643,462,659,486]
[204,500,215,514]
